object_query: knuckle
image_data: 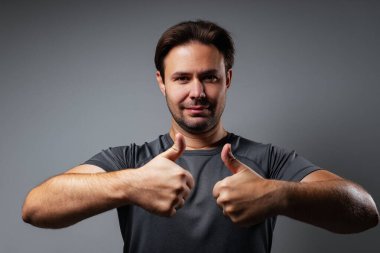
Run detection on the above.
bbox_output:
[212,189,218,198]
[219,178,230,189]
[178,170,192,181]
[160,201,174,214]
[170,196,181,207]
[182,188,190,199]
[177,198,185,209]
[173,183,185,194]
[224,205,235,214]
[188,178,195,189]
[162,203,171,212]
[220,191,231,202]
[176,169,186,176]
[169,208,176,217]
[226,211,243,225]
[216,195,229,206]
[230,215,241,224]
[213,182,222,196]
[162,207,175,217]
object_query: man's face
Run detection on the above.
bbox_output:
[156,42,232,134]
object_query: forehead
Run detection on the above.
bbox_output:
[164,42,225,74]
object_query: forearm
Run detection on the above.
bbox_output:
[22,170,134,228]
[279,179,379,233]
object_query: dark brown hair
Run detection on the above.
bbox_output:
[154,20,235,81]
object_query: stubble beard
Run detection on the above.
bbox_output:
[166,97,225,134]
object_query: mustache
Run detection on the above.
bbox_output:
[181,99,211,108]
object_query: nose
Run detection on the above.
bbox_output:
[189,79,206,99]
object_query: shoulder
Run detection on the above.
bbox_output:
[130,134,171,165]
[114,134,170,166]
[228,133,297,176]
[229,133,292,159]
[229,133,319,180]
[229,133,271,159]
[83,134,170,170]
[228,133,272,175]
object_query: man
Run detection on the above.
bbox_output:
[22,20,378,253]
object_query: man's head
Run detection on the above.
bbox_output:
[155,20,235,134]
[155,20,235,82]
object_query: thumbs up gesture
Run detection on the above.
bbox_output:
[213,144,284,227]
[129,133,195,216]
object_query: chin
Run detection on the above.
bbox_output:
[178,119,217,134]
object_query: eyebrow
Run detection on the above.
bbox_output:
[171,72,191,77]
[171,69,219,77]
[199,69,219,76]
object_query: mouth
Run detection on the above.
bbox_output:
[185,106,209,114]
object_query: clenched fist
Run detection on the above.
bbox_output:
[129,133,195,216]
[213,144,286,227]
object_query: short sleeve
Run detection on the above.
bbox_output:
[267,145,320,181]
[82,146,130,172]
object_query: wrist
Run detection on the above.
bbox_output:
[114,168,141,205]
[271,180,295,216]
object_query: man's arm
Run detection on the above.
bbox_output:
[22,164,132,228]
[213,144,379,233]
[282,170,379,233]
[22,134,194,229]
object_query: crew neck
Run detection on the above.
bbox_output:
[163,132,233,156]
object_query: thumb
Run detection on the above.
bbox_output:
[221,144,246,174]
[161,133,186,161]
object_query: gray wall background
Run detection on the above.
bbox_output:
[1,0,379,252]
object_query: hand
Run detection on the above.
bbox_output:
[213,144,285,227]
[130,133,195,217]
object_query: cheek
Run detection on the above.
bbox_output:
[207,87,226,103]
[167,86,189,104]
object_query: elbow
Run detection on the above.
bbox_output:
[22,204,70,229]
[22,191,36,225]
[326,183,379,234]
[326,207,379,234]
[21,205,32,225]
[21,199,40,227]
[22,189,42,226]
[355,188,379,232]
[21,196,45,227]
[21,194,67,229]
[340,188,380,234]
[341,208,379,234]
[365,198,379,230]
[343,210,379,234]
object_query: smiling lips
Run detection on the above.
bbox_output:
[185,106,209,114]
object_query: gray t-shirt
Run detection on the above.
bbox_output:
[84,133,319,253]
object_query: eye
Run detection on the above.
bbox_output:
[203,75,218,83]
[174,76,190,84]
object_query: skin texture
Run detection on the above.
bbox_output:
[212,144,379,233]
[127,133,194,217]
[22,134,193,228]
[22,41,379,233]
[156,42,231,136]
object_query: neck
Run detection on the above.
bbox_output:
[169,120,228,150]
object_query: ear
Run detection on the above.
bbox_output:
[226,69,232,89]
[156,71,166,96]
